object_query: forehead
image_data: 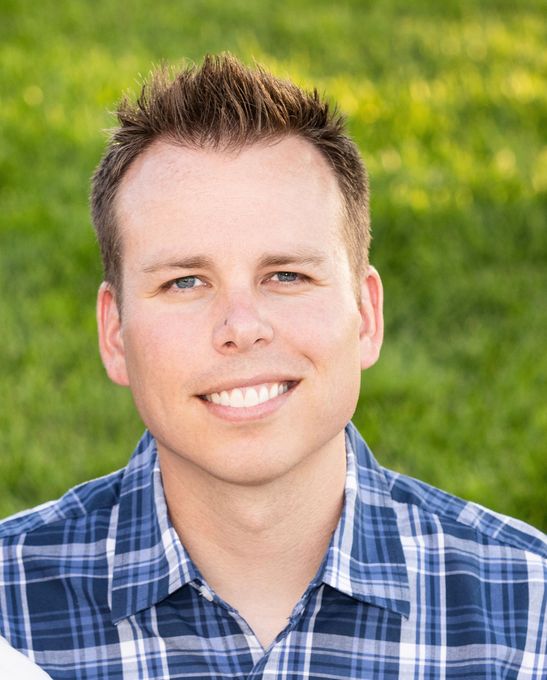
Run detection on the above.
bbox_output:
[114,137,346,266]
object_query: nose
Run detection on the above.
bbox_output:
[212,292,274,354]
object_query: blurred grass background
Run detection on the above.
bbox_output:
[0,0,545,529]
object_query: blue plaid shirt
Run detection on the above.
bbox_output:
[0,423,545,679]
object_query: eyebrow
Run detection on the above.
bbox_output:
[141,249,328,274]
[142,256,213,273]
[258,251,327,268]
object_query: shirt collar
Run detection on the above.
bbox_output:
[320,423,410,618]
[109,432,197,624]
[109,423,410,623]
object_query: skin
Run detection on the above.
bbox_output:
[97,136,383,648]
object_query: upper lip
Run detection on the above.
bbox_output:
[197,375,300,396]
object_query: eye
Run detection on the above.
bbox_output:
[269,271,302,283]
[170,275,206,290]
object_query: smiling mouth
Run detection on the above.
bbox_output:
[199,381,298,408]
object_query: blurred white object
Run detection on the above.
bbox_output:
[0,636,52,678]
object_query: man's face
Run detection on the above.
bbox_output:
[98,137,383,486]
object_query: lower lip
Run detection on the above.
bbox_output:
[198,383,299,423]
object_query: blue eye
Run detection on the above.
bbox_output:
[173,276,202,289]
[273,272,299,282]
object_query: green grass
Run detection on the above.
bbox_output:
[1,0,546,529]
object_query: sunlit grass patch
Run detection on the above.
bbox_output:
[0,0,545,528]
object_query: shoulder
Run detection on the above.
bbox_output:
[0,468,124,541]
[384,466,547,561]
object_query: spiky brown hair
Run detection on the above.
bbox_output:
[91,54,370,295]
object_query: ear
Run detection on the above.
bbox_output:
[96,282,130,386]
[359,266,384,370]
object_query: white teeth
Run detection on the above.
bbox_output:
[231,389,245,407]
[244,388,259,407]
[204,382,291,408]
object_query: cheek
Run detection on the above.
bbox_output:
[287,299,361,364]
[122,311,204,383]
[282,300,362,415]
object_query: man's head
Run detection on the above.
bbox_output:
[94,55,383,488]
[91,53,370,299]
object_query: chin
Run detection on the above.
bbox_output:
[205,449,305,488]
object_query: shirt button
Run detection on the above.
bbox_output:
[199,585,214,602]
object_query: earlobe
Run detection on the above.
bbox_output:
[96,282,130,386]
[359,266,384,370]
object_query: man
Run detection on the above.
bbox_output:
[0,54,545,678]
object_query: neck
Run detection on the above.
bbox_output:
[161,431,346,560]
[159,432,347,641]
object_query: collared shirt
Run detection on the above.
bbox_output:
[0,423,545,679]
